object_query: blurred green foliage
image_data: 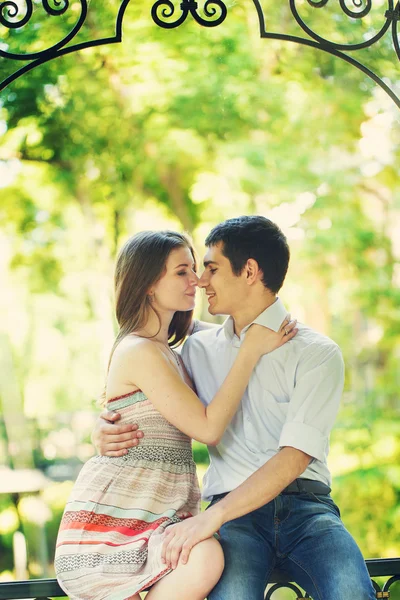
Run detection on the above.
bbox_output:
[0,0,399,586]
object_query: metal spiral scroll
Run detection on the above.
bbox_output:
[263,574,400,598]
[0,0,131,90]
[307,0,373,19]
[265,582,311,598]
[290,0,393,51]
[0,0,69,29]
[42,0,70,18]
[0,1,33,29]
[250,0,400,109]
[151,0,227,29]
[0,0,85,61]
[1,0,400,109]
[337,0,372,19]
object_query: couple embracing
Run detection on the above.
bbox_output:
[55,216,375,600]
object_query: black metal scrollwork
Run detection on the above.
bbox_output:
[0,0,400,109]
[0,0,131,91]
[0,0,85,62]
[265,581,311,598]
[338,0,372,20]
[264,575,399,598]
[0,561,398,599]
[0,0,68,29]
[382,573,400,595]
[251,0,400,108]
[151,0,227,28]
[42,0,69,18]
[389,4,400,61]
[0,1,33,29]
[290,0,392,52]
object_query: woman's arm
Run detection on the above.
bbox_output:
[113,320,296,445]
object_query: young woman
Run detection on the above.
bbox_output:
[55,230,296,600]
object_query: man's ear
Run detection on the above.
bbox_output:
[244,259,261,285]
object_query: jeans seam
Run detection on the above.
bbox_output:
[286,554,322,600]
[307,492,341,518]
[275,496,292,557]
[280,495,293,524]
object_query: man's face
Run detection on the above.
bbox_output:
[198,242,246,316]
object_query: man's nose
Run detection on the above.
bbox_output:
[198,272,208,288]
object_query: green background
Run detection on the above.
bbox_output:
[0,0,399,596]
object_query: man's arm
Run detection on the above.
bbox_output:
[162,343,344,568]
[92,321,292,454]
[161,446,310,569]
[210,446,310,523]
[91,326,213,456]
[91,411,143,457]
[92,325,218,456]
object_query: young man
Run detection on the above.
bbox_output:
[93,216,375,599]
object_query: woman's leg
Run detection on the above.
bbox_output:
[146,537,224,600]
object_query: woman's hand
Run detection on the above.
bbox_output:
[242,316,297,359]
[161,509,223,569]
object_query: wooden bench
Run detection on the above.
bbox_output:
[0,558,399,599]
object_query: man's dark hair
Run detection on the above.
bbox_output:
[205,216,290,293]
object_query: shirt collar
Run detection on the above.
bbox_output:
[223,297,289,341]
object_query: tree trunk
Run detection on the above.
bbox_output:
[0,333,34,469]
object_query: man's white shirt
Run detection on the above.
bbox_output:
[181,298,344,500]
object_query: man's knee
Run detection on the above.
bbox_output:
[298,546,376,600]
[326,560,375,600]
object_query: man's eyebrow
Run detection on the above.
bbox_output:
[203,260,219,267]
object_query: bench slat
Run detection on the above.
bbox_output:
[0,559,399,599]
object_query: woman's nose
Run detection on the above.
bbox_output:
[190,272,200,285]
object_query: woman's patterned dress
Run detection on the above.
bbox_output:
[55,390,201,600]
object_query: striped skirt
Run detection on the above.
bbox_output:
[55,391,201,600]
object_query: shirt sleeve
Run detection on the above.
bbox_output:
[278,342,344,462]
[180,337,194,380]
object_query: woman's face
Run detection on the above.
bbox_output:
[150,246,198,313]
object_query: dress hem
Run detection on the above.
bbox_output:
[137,565,172,594]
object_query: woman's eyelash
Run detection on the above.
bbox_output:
[210,268,217,274]
[177,267,196,276]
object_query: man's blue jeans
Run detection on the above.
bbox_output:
[208,492,375,600]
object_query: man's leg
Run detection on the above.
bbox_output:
[208,502,275,600]
[280,493,375,600]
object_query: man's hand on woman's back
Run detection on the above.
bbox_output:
[91,411,143,457]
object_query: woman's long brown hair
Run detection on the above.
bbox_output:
[103,230,196,399]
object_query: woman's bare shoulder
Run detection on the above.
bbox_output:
[114,335,160,363]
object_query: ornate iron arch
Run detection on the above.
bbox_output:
[0,0,399,110]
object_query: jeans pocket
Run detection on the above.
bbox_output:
[307,492,341,518]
